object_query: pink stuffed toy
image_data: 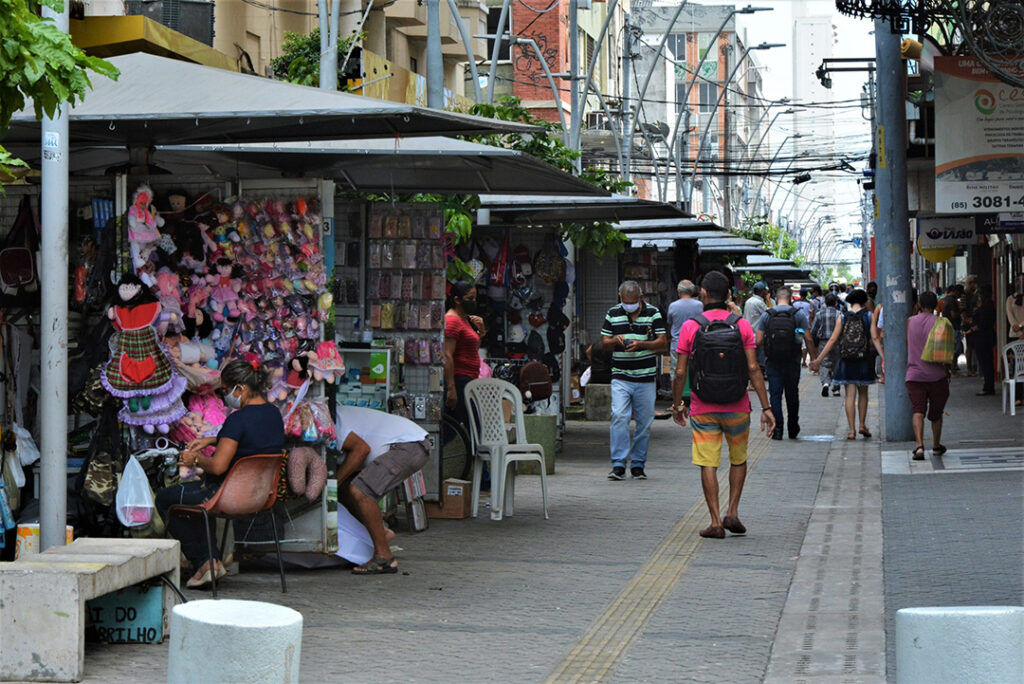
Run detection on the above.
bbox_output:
[154,268,184,336]
[206,257,241,322]
[127,184,165,287]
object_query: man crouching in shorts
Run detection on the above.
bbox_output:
[670,271,775,539]
[336,405,430,574]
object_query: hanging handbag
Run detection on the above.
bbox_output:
[0,195,40,298]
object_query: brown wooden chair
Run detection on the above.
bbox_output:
[169,453,287,598]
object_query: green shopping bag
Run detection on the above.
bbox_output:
[921,315,955,364]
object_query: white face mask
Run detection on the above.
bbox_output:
[621,301,641,313]
[223,385,243,409]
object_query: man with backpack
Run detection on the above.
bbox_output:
[602,281,669,480]
[672,271,775,539]
[756,287,817,440]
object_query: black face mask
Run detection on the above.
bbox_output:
[460,298,478,315]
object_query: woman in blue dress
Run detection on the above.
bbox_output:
[810,289,885,440]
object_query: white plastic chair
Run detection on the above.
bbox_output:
[1002,340,1024,415]
[465,378,549,521]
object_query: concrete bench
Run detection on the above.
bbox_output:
[0,537,180,682]
[584,383,612,421]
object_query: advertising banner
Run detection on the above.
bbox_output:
[935,56,1024,214]
[916,216,975,263]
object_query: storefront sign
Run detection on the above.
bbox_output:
[916,217,975,262]
[976,211,1024,233]
[935,57,1024,214]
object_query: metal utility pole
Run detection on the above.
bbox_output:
[426,0,444,108]
[568,0,581,169]
[862,69,877,281]
[874,19,913,441]
[40,1,69,551]
[621,13,634,181]
[318,0,342,91]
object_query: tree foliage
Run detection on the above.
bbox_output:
[269,29,360,90]
[0,0,119,175]
[466,97,632,258]
[734,215,804,266]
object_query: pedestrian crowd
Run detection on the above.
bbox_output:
[592,269,1019,539]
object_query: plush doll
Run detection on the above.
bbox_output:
[286,351,317,388]
[127,185,165,287]
[183,282,213,339]
[310,341,345,384]
[154,268,184,336]
[206,257,241,322]
[101,273,186,432]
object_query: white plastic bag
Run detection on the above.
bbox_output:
[115,456,154,527]
[4,451,25,488]
[580,366,592,388]
[12,424,39,466]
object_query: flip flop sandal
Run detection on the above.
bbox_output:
[859,428,872,438]
[911,446,925,461]
[932,444,948,455]
[352,556,398,575]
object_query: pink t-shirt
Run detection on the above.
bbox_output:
[677,308,756,415]
[905,312,949,383]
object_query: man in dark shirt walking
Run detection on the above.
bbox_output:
[602,281,669,480]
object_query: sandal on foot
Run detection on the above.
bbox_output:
[911,446,925,461]
[722,516,746,535]
[846,432,857,440]
[932,444,948,455]
[699,525,725,539]
[859,427,872,438]
[352,556,398,575]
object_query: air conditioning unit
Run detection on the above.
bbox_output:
[84,0,126,15]
[126,0,215,46]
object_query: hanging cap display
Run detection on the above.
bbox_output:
[514,244,533,276]
[508,324,526,343]
[553,280,570,306]
[564,259,575,285]
[468,258,487,284]
[528,313,546,328]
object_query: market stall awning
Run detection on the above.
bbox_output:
[4,52,537,146]
[615,218,726,239]
[157,139,606,195]
[5,139,607,196]
[476,194,687,225]
[697,237,771,255]
[744,255,800,268]
[734,264,815,280]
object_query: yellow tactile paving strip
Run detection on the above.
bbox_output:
[545,429,773,683]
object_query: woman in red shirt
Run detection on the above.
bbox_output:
[444,281,486,428]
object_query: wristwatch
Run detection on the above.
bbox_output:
[761,406,772,412]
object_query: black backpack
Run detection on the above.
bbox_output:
[690,313,748,405]
[838,311,869,360]
[763,309,798,363]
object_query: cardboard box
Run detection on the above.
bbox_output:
[425,478,472,519]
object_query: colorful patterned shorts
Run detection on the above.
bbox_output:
[690,412,751,467]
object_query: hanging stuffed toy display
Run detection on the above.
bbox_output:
[126,184,165,287]
[101,273,186,433]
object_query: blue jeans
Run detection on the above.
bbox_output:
[766,360,801,435]
[610,379,656,467]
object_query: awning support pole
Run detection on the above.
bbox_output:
[39,0,70,552]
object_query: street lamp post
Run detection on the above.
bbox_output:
[687,41,784,213]
[665,5,773,207]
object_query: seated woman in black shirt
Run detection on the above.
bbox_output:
[155,359,284,589]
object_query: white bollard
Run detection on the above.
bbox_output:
[896,606,1024,684]
[167,599,302,684]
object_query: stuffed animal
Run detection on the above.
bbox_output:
[310,340,345,384]
[127,185,165,287]
[154,268,183,336]
[206,257,241,322]
[286,351,317,388]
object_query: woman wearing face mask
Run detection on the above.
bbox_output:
[155,359,284,588]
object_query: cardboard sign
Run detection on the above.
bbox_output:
[86,585,164,644]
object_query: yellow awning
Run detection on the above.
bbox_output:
[70,15,238,72]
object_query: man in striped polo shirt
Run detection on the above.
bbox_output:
[602,281,669,480]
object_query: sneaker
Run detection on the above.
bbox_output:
[821,385,829,397]
[608,466,626,481]
[831,386,841,396]
[631,467,647,480]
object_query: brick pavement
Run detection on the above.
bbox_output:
[68,372,1020,683]
[878,376,1024,682]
